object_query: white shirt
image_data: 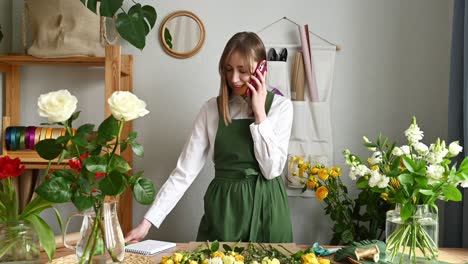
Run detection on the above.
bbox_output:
[144,94,293,228]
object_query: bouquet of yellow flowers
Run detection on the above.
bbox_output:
[290,156,390,245]
[160,241,331,264]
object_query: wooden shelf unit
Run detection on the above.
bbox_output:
[0,45,134,233]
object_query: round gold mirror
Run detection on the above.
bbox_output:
[159,11,206,59]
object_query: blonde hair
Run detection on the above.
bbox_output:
[218,32,267,125]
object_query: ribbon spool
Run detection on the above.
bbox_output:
[4,126,69,151]
[354,245,380,262]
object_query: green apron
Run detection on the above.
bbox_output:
[196,92,293,242]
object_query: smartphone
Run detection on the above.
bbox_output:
[245,60,267,97]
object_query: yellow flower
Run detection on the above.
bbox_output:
[301,253,319,264]
[390,178,401,189]
[315,186,329,201]
[262,257,271,264]
[212,251,225,259]
[317,258,330,264]
[371,165,379,171]
[235,255,244,262]
[162,256,171,264]
[190,261,198,264]
[310,167,320,174]
[380,192,389,201]
[173,253,183,264]
[165,259,175,264]
[317,169,329,181]
[306,179,317,190]
[298,168,305,178]
[202,260,209,264]
[271,258,280,264]
[329,167,341,178]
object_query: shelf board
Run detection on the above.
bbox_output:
[0,150,69,169]
[0,55,106,67]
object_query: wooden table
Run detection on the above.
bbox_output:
[41,244,468,264]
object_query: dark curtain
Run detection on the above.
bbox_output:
[444,0,468,248]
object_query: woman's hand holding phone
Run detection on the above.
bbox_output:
[247,60,267,124]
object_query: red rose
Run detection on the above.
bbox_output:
[95,173,106,178]
[68,158,82,172]
[0,156,25,179]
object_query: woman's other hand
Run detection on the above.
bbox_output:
[124,218,152,243]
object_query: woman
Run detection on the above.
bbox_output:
[125,32,293,243]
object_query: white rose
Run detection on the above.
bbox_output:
[426,164,444,184]
[37,89,78,122]
[414,142,429,155]
[460,181,468,188]
[392,147,404,156]
[349,167,357,180]
[223,256,235,264]
[449,141,463,156]
[405,122,424,145]
[108,91,149,121]
[368,170,389,188]
[271,258,280,264]
[401,145,411,155]
[369,151,382,165]
[355,164,370,177]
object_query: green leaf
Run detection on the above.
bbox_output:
[364,142,378,148]
[131,141,144,157]
[20,196,53,219]
[223,244,232,252]
[84,156,107,173]
[109,154,131,173]
[83,0,98,14]
[340,229,354,244]
[71,191,94,211]
[116,6,146,50]
[100,0,123,17]
[414,175,428,187]
[142,5,157,35]
[397,173,414,185]
[402,156,417,173]
[419,189,435,196]
[128,131,137,140]
[356,177,368,189]
[51,207,64,232]
[35,139,63,160]
[120,141,128,152]
[25,214,55,260]
[459,157,468,171]
[76,124,95,136]
[164,28,173,49]
[98,115,118,143]
[99,171,126,196]
[129,171,144,185]
[51,170,76,183]
[442,184,462,201]
[211,241,219,252]
[36,177,72,203]
[401,203,414,221]
[133,178,155,204]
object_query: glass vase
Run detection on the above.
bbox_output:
[385,204,439,264]
[0,221,40,263]
[64,201,125,264]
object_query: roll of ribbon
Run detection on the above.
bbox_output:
[18,127,26,150]
[34,127,41,147]
[28,126,36,149]
[52,128,62,139]
[39,127,48,141]
[45,127,53,139]
[5,127,12,150]
[14,127,21,151]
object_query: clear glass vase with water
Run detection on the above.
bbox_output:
[0,221,40,264]
[385,203,439,264]
[64,201,125,264]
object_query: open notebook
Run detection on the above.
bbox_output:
[125,240,176,256]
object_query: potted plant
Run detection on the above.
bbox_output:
[80,0,157,50]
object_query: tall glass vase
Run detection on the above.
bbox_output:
[0,221,40,263]
[385,204,439,264]
[64,201,125,264]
